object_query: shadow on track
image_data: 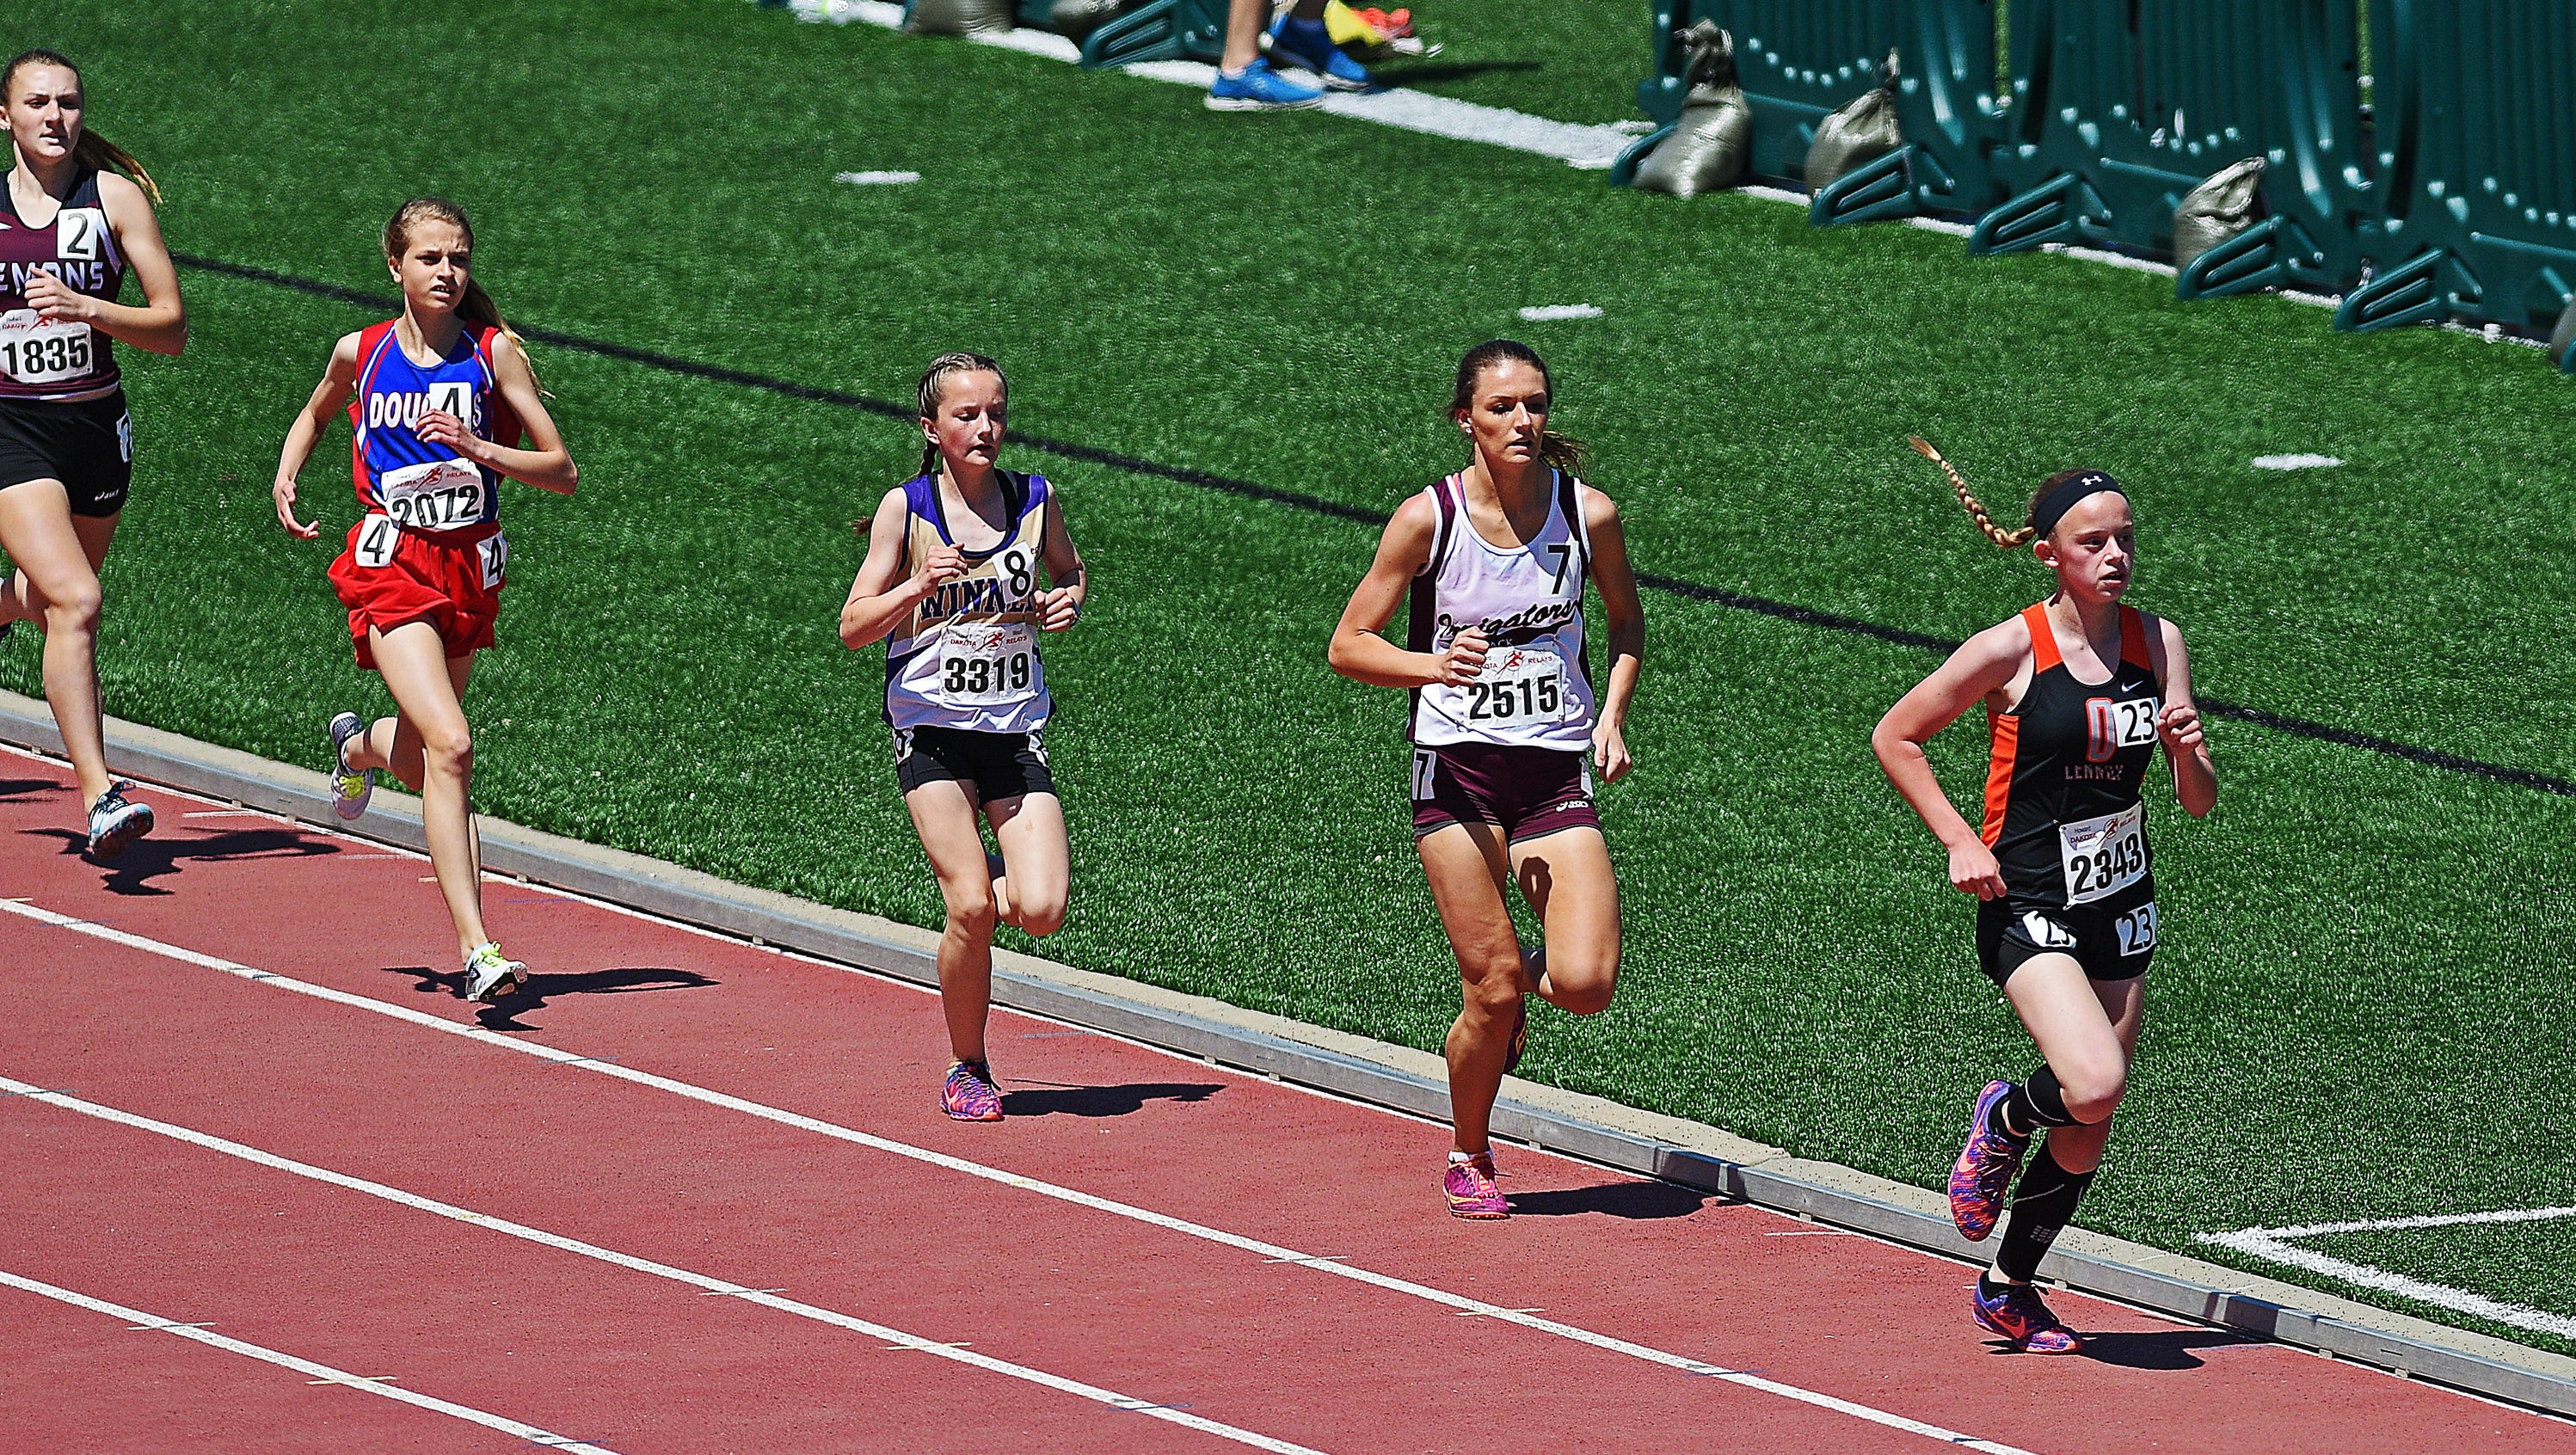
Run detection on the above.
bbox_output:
[34,825,338,895]
[1504,1181,1717,1220]
[999,1081,1224,1118]
[0,776,61,801]
[2069,1328,2248,1371]
[384,963,720,1031]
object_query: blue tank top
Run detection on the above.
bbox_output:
[346,319,511,534]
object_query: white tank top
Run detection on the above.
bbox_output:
[1406,469,1597,752]
[883,470,1054,734]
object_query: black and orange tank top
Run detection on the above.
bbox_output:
[1982,602,2161,911]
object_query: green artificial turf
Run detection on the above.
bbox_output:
[2302,1218,2576,1354]
[7,0,2573,1354]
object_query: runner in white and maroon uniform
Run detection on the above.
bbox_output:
[1873,443,2216,1354]
[1331,340,1645,1219]
[271,198,578,1004]
[0,50,188,860]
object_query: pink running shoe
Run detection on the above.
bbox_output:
[1444,1151,1509,1219]
[1971,1278,2084,1354]
[1947,1080,2027,1241]
[941,1060,1004,1122]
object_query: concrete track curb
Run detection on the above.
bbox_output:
[7,689,2571,1419]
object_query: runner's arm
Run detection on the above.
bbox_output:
[270,332,363,539]
[1581,486,1644,783]
[424,332,576,494]
[23,172,186,355]
[2151,614,2216,818]
[840,488,961,648]
[1036,486,1086,631]
[1328,494,1485,689]
[1871,622,2027,899]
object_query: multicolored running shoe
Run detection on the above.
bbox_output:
[1443,1151,1509,1219]
[1971,1278,2084,1354]
[942,1060,1004,1122]
[463,941,527,1004]
[84,780,154,861]
[1948,1080,2028,1241]
[328,711,375,821]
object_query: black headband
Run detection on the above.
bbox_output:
[2029,470,2124,539]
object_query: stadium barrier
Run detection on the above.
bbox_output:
[1072,0,1226,66]
[2334,0,2576,335]
[1626,2,1903,188]
[1807,0,2008,228]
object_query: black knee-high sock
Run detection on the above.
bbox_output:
[1990,1065,2080,1140]
[1995,1140,2094,1283]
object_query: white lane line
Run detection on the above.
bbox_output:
[2201,1207,2576,1341]
[835,169,921,185]
[0,898,2034,1455]
[0,1267,620,1453]
[1518,304,1603,322]
[0,1076,1329,1455]
[2252,453,2344,470]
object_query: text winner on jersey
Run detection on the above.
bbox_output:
[884,468,1054,735]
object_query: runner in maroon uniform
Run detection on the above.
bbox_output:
[0,51,186,858]
[272,199,576,1003]
[1872,443,2216,1352]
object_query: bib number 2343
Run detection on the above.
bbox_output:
[2058,801,2147,906]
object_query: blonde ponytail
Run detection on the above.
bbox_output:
[1909,436,2033,549]
[6,52,159,204]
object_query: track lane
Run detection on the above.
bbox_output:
[3,758,2567,1453]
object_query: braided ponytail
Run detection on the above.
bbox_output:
[5,52,161,204]
[914,351,1006,482]
[1909,436,2034,549]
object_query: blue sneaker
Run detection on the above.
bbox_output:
[1267,13,1371,91]
[1205,56,1325,112]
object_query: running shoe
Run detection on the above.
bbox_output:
[941,1059,1005,1121]
[1947,1080,2028,1242]
[1443,1151,1509,1219]
[328,711,375,821]
[463,941,528,1003]
[1267,13,1372,90]
[1204,57,1325,112]
[1970,1277,2084,1354]
[84,780,154,861]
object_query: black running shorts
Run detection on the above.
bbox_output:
[893,723,1056,805]
[1411,741,1600,845]
[1977,893,2158,986]
[0,392,132,517]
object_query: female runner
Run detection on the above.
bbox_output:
[1329,340,1643,1219]
[0,50,186,858]
[839,353,1085,1122]
[271,199,577,1003]
[1872,441,2215,1352]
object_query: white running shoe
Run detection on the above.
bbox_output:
[463,941,527,1003]
[328,711,375,821]
[85,780,154,861]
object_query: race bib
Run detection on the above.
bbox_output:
[1460,645,1567,728]
[2059,801,2148,906]
[378,457,488,531]
[353,513,400,569]
[936,621,1038,708]
[54,208,107,262]
[0,310,95,385]
[2114,901,2159,957]
[477,531,508,589]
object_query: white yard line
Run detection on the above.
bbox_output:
[0,1267,620,1453]
[0,1074,1330,1455]
[2200,1209,2576,1341]
[0,895,2035,1455]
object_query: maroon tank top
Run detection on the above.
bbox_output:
[0,168,126,402]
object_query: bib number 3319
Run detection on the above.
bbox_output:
[2058,801,2147,906]
[939,622,1036,707]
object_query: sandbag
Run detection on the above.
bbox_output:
[2173,158,2266,271]
[904,0,1013,35]
[1045,0,1128,43]
[2550,295,2576,372]
[1632,22,1751,200]
[1804,77,1902,193]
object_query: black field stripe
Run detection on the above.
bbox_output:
[177,254,2576,801]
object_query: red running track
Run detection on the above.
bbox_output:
[0,748,2566,1454]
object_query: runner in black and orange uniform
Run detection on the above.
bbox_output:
[1872,442,2216,1353]
[0,51,187,858]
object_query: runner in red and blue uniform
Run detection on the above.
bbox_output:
[271,198,576,1004]
[1872,441,2216,1353]
[0,51,187,859]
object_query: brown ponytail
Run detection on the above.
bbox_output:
[1909,436,2035,549]
[914,350,1007,482]
[382,197,544,396]
[1451,338,1589,480]
[5,51,161,204]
